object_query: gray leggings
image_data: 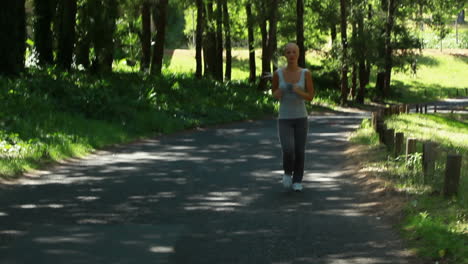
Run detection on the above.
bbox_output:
[278,117,309,183]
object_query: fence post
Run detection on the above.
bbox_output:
[395,132,404,157]
[406,138,417,162]
[384,129,395,153]
[377,121,386,143]
[434,105,437,113]
[443,154,462,198]
[424,104,427,114]
[423,142,436,183]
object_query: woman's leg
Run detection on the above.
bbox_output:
[278,119,295,176]
[292,118,309,183]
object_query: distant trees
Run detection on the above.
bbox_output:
[0,0,465,104]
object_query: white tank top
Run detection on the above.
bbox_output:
[277,68,308,119]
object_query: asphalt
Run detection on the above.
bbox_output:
[0,110,420,264]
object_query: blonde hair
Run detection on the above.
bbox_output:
[283,42,299,56]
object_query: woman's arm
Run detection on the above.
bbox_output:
[271,71,282,100]
[293,70,314,101]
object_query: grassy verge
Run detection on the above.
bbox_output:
[349,114,468,263]
[0,70,279,179]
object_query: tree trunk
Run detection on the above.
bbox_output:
[246,3,256,83]
[296,0,305,68]
[375,72,385,97]
[330,24,337,46]
[258,0,278,91]
[195,0,204,78]
[140,1,151,72]
[215,0,223,81]
[457,9,465,24]
[0,0,25,75]
[56,0,77,70]
[90,0,117,73]
[350,20,357,100]
[33,0,56,66]
[150,0,168,75]
[222,0,231,81]
[75,1,91,69]
[356,10,366,104]
[383,0,397,98]
[340,0,348,105]
[203,1,217,78]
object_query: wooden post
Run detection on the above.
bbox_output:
[415,104,419,113]
[443,154,462,198]
[399,105,405,114]
[406,138,417,162]
[434,105,437,113]
[405,104,409,113]
[384,129,395,153]
[372,112,379,130]
[422,142,436,183]
[395,132,404,157]
[376,121,386,144]
[424,104,427,114]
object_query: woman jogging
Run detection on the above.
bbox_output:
[271,42,314,192]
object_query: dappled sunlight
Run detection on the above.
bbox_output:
[0,112,414,263]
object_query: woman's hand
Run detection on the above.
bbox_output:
[273,88,283,99]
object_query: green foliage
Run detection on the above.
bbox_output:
[349,118,380,145]
[402,196,468,263]
[0,69,276,177]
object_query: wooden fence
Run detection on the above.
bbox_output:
[371,104,465,198]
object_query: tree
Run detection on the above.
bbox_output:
[203,1,218,78]
[245,2,256,83]
[257,0,279,91]
[0,0,26,75]
[75,0,92,69]
[296,0,305,68]
[56,0,77,70]
[89,0,118,73]
[150,0,169,75]
[339,0,349,105]
[383,0,398,98]
[141,1,151,71]
[195,0,204,78]
[33,0,56,66]
[222,0,232,80]
[215,0,223,80]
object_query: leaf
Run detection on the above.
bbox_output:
[26,39,35,47]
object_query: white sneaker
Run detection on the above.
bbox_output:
[292,183,303,192]
[282,175,292,189]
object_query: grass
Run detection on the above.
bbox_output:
[390,51,468,104]
[0,70,277,178]
[349,114,468,263]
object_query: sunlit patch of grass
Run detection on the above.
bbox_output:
[391,53,468,103]
[349,119,379,146]
[385,114,468,151]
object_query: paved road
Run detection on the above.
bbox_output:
[0,111,418,264]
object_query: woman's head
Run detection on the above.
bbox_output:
[283,42,299,65]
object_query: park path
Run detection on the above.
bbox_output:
[0,110,420,264]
